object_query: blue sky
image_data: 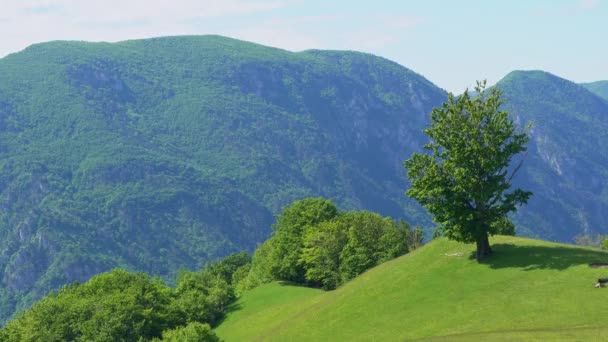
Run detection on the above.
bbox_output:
[1,0,606,92]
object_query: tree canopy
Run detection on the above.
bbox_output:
[405,81,532,260]
[0,255,252,342]
[251,198,414,290]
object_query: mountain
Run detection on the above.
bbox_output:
[581,80,608,101]
[0,35,445,322]
[496,70,608,240]
[215,236,608,340]
[1,36,607,324]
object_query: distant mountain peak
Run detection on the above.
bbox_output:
[581,80,608,101]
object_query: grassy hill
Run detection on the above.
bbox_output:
[215,236,608,341]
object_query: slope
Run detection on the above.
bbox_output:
[0,35,445,322]
[581,80,608,101]
[496,71,608,240]
[215,236,608,341]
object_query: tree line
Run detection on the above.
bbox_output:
[243,198,423,290]
[0,198,421,341]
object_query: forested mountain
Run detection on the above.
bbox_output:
[496,71,608,240]
[581,80,608,101]
[0,36,607,323]
[0,35,444,322]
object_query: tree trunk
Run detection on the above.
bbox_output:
[475,233,492,260]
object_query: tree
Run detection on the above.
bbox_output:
[268,198,338,283]
[339,211,406,281]
[300,220,348,289]
[404,81,532,260]
[242,238,275,290]
[1,269,176,341]
[398,220,423,251]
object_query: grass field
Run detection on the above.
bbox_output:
[215,236,608,341]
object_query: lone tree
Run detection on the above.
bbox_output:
[405,81,532,260]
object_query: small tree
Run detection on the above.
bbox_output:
[405,81,532,260]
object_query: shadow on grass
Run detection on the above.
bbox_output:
[474,243,608,271]
[277,280,324,289]
[215,301,243,326]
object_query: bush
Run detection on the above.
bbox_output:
[301,220,348,289]
[157,322,219,342]
[1,251,252,341]
[267,198,339,283]
[255,198,415,290]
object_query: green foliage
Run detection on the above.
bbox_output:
[405,81,532,259]
[338,212,407,282]
[156,322,219,342]
[203,251,251,286]
[268,198,339,283]
[491,216,516,236]
[398,220,424,251]
[2,270,174,341]
[258,198,411,290]
[172,271,231,327]
[242,239,275,291]
[1,251,249,341]
[301,220,348,289]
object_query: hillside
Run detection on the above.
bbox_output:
[215,236,608,341]
[581,80,608,101]
[0,35,444,322]
[495,71,608,240]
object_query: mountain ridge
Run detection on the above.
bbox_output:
[581,80,608,101]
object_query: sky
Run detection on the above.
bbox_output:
[0,0,606,92]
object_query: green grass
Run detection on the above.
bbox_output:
[215,236,608,341]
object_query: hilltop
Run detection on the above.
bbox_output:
[215,236,608,341]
